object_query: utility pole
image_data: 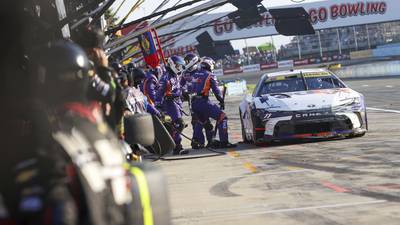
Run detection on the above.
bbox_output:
[366,24,371,49]
[270,35,277,62]
[244,38,250,65]
[297,36,302,59]
[353,26,359,50]
[317,30,323,58]
[337,28,342,55]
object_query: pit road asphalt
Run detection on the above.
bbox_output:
[156,77,400,225]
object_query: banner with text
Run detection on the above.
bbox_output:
[159,0,399,47]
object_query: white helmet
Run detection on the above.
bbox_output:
[184,53,200,72]
[200,56,215,72]
[167,55,186,75]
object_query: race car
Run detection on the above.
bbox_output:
[239,68,367,144]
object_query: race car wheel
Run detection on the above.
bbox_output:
[251,113,265,144]
[239,109,250,143]
[346,131,366,138]
[128,162,171,225]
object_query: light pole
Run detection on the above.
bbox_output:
[337,28,342,55]
[245,38,250,65]
[317,30,323,58]
[366,24,371,49]
[297,36,302,59]
[353,26,359,50]
[271,35,277,62]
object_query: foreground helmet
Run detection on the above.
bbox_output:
[167,55,185,75]
[37,40,90,104]
[184,53,200,72]
[200,57,215,72]
[111,62,122,73]
[131,68,146,87]
[74,25,105,49]
[149,66,163,78]
[126,62,136,72]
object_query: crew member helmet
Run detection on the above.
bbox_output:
[184,53,200,72]
[200,56,215,72]
[36,40,90,104]
[167,55,185,75]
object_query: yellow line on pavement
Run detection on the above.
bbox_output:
[228,150,240,158]
[244,162,258,173]
[287,166,302,171]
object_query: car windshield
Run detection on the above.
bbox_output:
[257,71,345,96]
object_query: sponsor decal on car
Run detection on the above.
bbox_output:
[294,111,331,119]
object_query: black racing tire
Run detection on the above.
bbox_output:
[128,162,171,225]
[251,113,264,144]
[152,115,175,156]
[149,139,161,155]
[346,131,366,139]
[239,109,250,143]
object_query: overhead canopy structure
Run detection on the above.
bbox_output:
[104,0,231,54]
[108,0,398,62]
[157,0,394,50]
[105,0,319,60]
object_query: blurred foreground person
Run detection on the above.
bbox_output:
[38,41,132,224]
[75,26,117,129]
[27,40,134,225]
[0,39,171,225]
[0,2,171,224]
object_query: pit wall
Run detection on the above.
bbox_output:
[335,60,400,78]
[218,59,400,80]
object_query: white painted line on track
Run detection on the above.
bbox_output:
[231,169,311,178]
[362,85,369,87]
[174,200,387,222]
[385,85,394,88]
[245,200,387,216]
[367,107,400,114]
[170,170,311,185]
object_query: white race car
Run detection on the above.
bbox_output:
[239,68,367,144]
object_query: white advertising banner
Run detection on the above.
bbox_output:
[213,69,224,76]
[226,80,248,96]
[160,0,399,47]
[278,60,294,68]
[242,64,261,73]
[211,0,392,41]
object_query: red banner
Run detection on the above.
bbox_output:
[223,65,243,75]
[260,62,278,70]
[294,59,309,66]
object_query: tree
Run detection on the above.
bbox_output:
[257,43,275,52]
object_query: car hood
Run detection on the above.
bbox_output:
[254,88,362,111]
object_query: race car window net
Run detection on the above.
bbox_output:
[252,81,262,97]
[257,73,345,96]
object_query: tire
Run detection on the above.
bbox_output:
[251,113,264,144]
[346,131,366,139]
[346,109,368,139]
[128,162,171,225]
[239,110,250,143]
[152,115,175,156]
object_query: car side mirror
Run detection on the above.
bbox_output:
[124,113,155,147]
